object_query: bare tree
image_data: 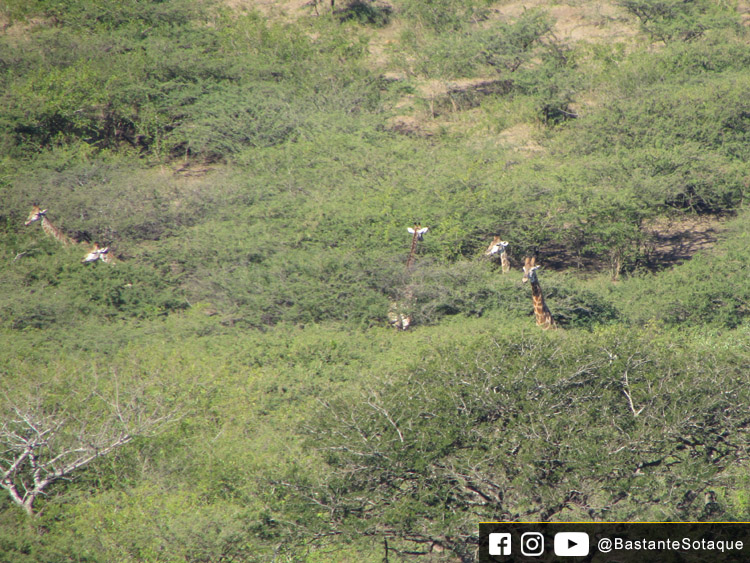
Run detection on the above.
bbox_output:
[0,374,177,516]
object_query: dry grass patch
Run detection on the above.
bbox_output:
[492,0,637,44]
[221,0,316,19]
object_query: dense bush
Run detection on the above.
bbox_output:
[619,0,741,43]
[617,217,750,329]
[0,1,382,161]
[303,327,750,559]
[556,42,750,214]
[397,0,491,33]
[0,245,186,329]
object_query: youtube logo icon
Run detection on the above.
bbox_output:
[554,532,590,556]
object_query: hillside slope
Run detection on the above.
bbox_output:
[1,1,750,561]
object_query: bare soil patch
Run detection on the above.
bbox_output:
[641,214,728,270]
[537,214,729,276]
[224,0,313,18]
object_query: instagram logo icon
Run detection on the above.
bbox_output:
[521,532,545,556]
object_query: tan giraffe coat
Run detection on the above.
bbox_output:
[522,257,555,330]
[25,205,75,246]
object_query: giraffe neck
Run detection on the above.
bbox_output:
[405,230,420,271]
[500,250,510,273]
[531,280,554,329]
[41,217,74,246]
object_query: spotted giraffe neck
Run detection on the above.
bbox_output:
[393,226,427,329]
[406,230,420,271]
[530,279,555,330]
[499,249,510,274]
[41,216,75,246]
[523,257,555,330]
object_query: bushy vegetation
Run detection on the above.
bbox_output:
[1,0,750,561]
[303,326,750,558]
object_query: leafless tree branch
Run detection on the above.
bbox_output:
[0,377,179,516]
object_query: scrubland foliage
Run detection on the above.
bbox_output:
[1,0,750,560]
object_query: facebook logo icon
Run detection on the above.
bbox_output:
[489,533,512,555]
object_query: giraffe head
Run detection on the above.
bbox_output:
[485,236,509,256]
[25,205,47,226]
[522,256,540,284]
[407,225,429,241]
[82,243,110,263]
[82,243,101,263]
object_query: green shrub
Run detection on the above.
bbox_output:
[477,10,554,75]
[168,84,304,159]
[337,0,392,26]
[0,247,186,329]
[559,70,750,213]
[617,213,750,328]
[302,326,750,557]
[619,0,741,43]
[0,2,381,161]
[397,0,490,33]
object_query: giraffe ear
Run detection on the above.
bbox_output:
[418,227,428,235]
[407,228,415,234]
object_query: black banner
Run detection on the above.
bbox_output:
[479,522,750,562]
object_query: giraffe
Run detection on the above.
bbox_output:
[388,225,428,330]
[522,256,556,330]
[485,236,510,273]
[24,205,75,246]
[81,243,111,264]
[387,302,412,331]
[405,224,428,271]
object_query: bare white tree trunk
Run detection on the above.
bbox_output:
[0,375,177,516]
